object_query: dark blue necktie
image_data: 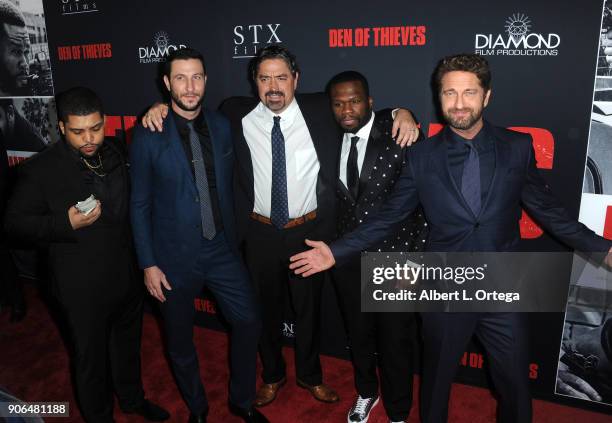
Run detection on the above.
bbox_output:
[187,121,216,240]
[270,116,289,229]
[461,142,481,216]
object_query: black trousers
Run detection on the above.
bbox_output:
[160,232,261,414]
[0,241,22,310]
[244,219,324,386]
[333,260,415,421]
[420,312,532,423]
[60,286,145,423]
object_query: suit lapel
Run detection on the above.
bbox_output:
[358,122,384,196]
[203,110,224,194]
[479,125,510,217]
[298,96,336,179]
[167,111,196,190]
[432,128,475,217]
[336,132,353,200]
[236,133,254,201]
[231,102,257,204]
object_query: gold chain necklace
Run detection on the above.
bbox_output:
[81,153,106,177]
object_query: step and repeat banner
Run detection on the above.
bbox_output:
[4,0,611,414]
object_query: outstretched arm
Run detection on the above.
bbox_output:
[289,147,421,276]
[520,140,612,255]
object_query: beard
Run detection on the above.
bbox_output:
[263,90,286,112]
[443,106,483,131]
[342,108,372,134]
[171,90,203,112]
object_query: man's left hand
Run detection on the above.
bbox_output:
[392,108,419,147]
[605,246,612,268]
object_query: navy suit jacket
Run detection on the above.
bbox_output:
[130,108,239,278]
[332,122,612,264]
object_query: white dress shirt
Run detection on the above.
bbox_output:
[242,98,319,218]
[339,112,375,188]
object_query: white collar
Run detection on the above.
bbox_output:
[256,97,299,128]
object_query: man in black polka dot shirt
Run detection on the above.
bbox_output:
[326,71,427,423]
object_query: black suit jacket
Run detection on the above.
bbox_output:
[220,93,340,243]
[332,122,612,264]
[336,111,427,252]
[3,138,138,304]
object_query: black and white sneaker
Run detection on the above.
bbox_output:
[347,395,379,423]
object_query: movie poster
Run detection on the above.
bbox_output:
[555,0,612,406]
[0,0,56,279]
[0,0,56,166]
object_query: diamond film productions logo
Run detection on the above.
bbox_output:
[138,31,186,64]
[475,13,560,56]
[233,24,282,59]
[61,0,99,15]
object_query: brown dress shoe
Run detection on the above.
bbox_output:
[254,377,287,407]
[296,379,340,403]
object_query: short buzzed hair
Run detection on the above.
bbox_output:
[434,53,492,92]
[56,87,104,123]
[326,71,370,98]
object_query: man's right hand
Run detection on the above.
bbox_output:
[556,362,602,401]
[289,239,336,277]
[68,201,101,230]
[144,265,172,302]
[141,102,169,132]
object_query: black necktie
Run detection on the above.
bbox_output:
[347,136,360,199]
[270,116,289,229]
[187,121,216,240]
[461,142,481,216]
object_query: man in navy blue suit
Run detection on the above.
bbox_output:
[289,54,612,423]
[130,48,266,423]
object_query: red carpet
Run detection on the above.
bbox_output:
[1,284,611,423]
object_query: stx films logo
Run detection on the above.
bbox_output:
[233,24,282,59]
[138,31,186,64]
[61,0,99,15]
[475,13,560,56]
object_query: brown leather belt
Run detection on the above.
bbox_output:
[251,210,317,229]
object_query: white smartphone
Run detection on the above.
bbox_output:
[75,195,97,215]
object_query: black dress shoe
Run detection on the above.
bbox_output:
[228,403,269,423]
[124,399,170,421]
[188,411,208,423]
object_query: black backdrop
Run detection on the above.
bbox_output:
[42,0,611,414]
